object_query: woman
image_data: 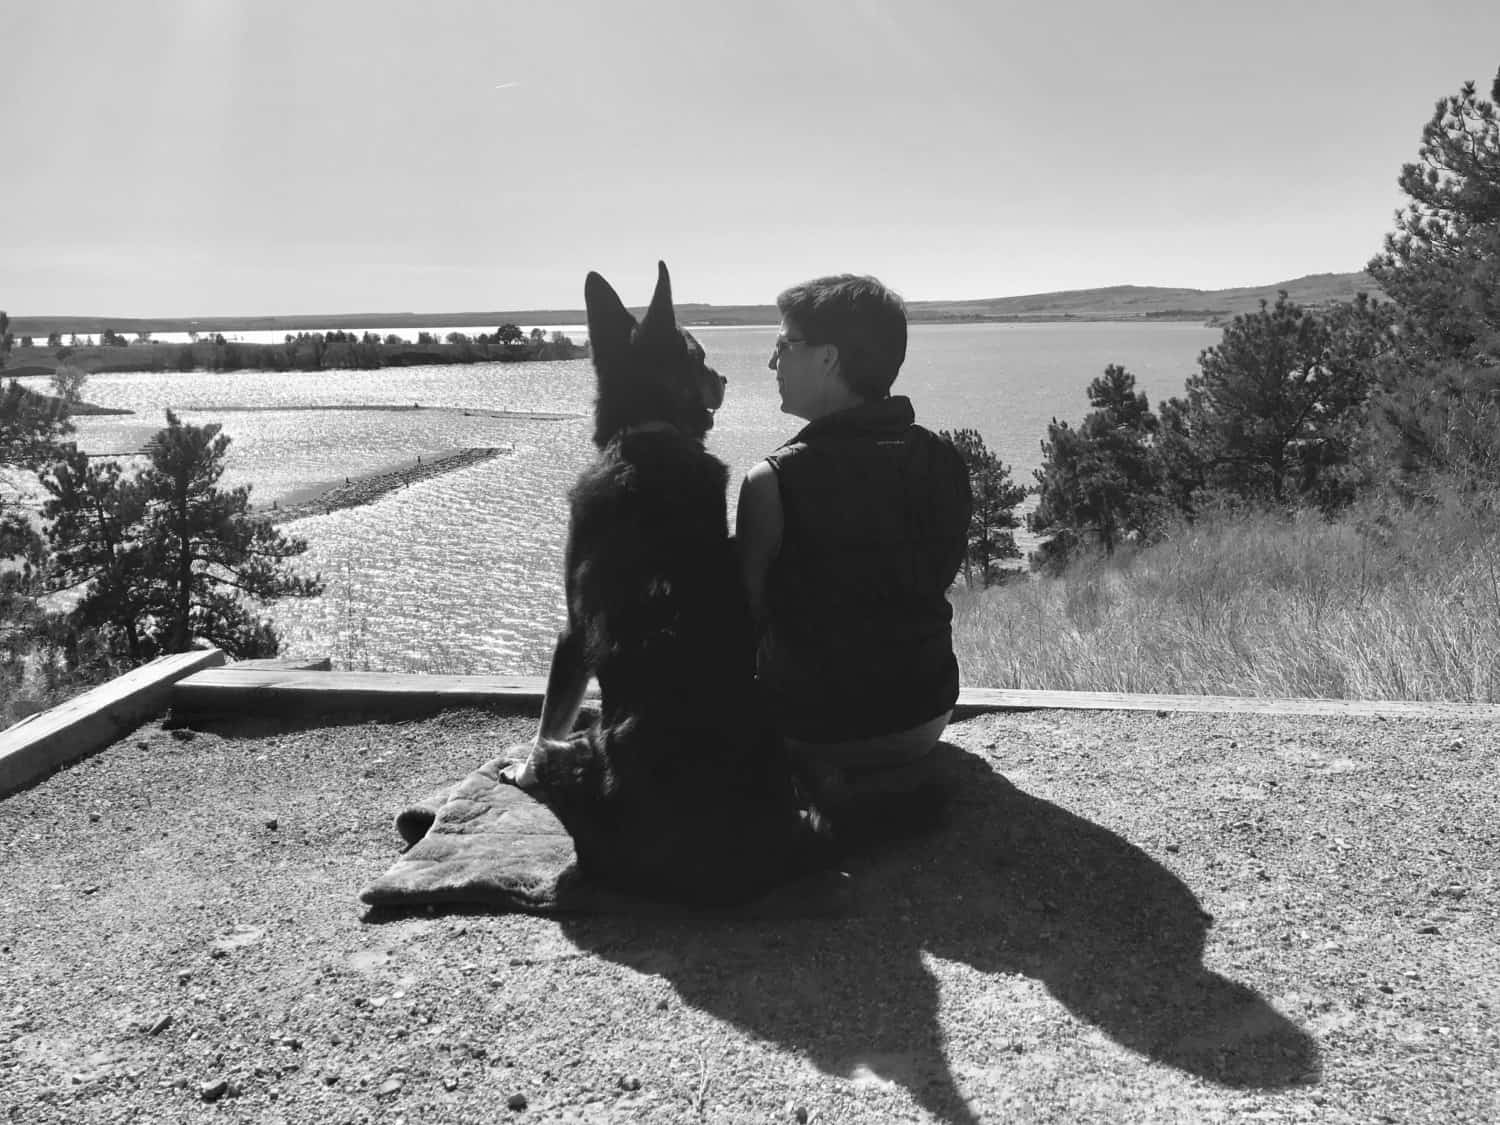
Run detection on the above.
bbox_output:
[736,274,971,827]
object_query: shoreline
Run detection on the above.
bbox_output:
[263,447,506,524]
[0,315,1229,381]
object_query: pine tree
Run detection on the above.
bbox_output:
[45,411,324,661]
[1029,365,1165,570]
[42,450,151,661]
[134,411,323,656]
[938,428,1026,586]
[1366,66,1500,486]
[1368,70,1500,356]
[1161,295,1391,510]
[2,311,71,700]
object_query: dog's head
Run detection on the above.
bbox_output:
[584,261,726,447]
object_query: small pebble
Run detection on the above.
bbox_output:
[618,1075,641,1091]
[265,817,278,830]
[148,1014,174,1036]
[507,1091,528,1111]
[1164,843,1180,854]
[88,812,100,823]
[199,1078,229,1102]
[794,1107,809,1123]
[377,1077,403,1098]
[443,1077,459,1091]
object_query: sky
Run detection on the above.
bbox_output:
[4,0,1500,318]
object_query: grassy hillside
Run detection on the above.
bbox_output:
[7,272,1382,338]
[907,272,1383,323]
[951,490,1499,703]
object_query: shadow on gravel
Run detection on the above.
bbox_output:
[559,742,1320,1124]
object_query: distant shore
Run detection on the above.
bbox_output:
[0,335,586,379]
[5,270,1379,339]
[263,447,506,524]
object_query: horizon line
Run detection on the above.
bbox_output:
[4,268,1375,324]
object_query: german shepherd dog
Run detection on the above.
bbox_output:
[502,262,828,906]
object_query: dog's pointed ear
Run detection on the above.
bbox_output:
[637,261,677,344]
[585,270,636,361]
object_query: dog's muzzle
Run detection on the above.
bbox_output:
[700,370,727,413]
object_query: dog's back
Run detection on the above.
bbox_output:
[566,428,752,724]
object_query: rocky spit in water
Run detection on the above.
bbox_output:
[265,447,507,524]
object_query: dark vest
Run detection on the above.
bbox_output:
[760,396,971,742]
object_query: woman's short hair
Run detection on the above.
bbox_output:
[776,274,907,401]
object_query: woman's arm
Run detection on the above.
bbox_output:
[735,460,783,637]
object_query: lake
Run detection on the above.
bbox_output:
[45,321,1220,673]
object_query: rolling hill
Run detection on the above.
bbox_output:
[6,272,1382,338]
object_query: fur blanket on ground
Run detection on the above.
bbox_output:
[359,758,850,918]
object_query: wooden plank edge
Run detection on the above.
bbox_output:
[1,648,227,796]
[170,668,585,720]
[229,656,334,672]
[951,686,1500,719]
[168,667,1500,721]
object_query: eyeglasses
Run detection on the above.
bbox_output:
[771,335,817,357]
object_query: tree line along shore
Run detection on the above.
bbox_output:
[1,325,585,379]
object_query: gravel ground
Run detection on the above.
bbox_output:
[1,703,1497,1124]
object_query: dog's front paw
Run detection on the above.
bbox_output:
[499,746,541,790]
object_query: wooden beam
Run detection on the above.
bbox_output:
[230,656,334,672]
[1,649,227,795]
[170,667,585,719]
[951,686,1500,719]
[169,667,1500,722]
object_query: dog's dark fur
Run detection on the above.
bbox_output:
[505,262,827,906]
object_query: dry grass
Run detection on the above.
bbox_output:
[952,491,1500,702]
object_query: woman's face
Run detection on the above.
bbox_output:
[768,316,838,420]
